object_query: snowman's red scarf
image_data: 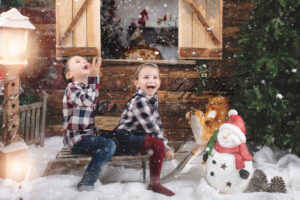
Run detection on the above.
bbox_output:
[214,142,252,170]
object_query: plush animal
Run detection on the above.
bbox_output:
[185,96,229,154]
[205,96,229,124]
[202,109,253,194]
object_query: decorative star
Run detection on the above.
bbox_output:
[221,163,227,170]
[226,181,232,187]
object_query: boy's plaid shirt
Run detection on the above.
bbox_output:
[63,76,100,149]
[117,89,171,151]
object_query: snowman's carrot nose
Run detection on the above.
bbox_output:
[222,134,228,139]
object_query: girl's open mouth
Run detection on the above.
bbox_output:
[147,86,155,89]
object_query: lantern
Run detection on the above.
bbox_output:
[0,8,35,65]
[0,8,35,182]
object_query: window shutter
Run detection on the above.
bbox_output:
[56,0,100,58]
[178,0,223,60]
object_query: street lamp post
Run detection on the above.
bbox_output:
[0,8,35,181]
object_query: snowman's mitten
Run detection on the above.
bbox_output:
[203,152,208,163]
[239,169,250,179]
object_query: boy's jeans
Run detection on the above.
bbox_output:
[71,135,116,186]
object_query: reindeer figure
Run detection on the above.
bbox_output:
[185,96,230,154]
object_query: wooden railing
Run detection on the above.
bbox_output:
[0,93,47,146]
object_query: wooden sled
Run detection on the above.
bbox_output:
[43,116,195,183]
[42,140,194,183]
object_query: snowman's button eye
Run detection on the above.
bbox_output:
[212,160,216,164]
[210,172,214,176]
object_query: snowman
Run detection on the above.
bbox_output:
[202,109,253,194]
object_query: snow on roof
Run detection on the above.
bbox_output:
[0,8,35,30]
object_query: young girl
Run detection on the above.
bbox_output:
[107,63,175,196]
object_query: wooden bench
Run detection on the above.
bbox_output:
[43,116,193,183]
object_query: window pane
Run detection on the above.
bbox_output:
[101,0,178,60]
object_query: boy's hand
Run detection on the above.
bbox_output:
[165,150,175,161]
[90,57,102,76]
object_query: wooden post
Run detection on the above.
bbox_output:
[0,65,28,182]
[1,65,22,145]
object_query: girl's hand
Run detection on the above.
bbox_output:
[90,57,102,76]
[165,150,175,160]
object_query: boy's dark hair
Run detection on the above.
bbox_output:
[62,64,71,83]
[62,55,78,83]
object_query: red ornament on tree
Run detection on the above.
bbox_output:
[138,9,149,27]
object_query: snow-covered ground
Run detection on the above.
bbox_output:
[0,136,300,200]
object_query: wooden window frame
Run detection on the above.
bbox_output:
[56,0,222,62]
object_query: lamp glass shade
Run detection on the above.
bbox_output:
[0,28,29,64]
[0,8,35,65]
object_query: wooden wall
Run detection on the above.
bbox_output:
[1,0,254,141]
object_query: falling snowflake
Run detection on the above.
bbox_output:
[276,94,283,99]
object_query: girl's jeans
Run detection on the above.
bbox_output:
[71,135,116,186]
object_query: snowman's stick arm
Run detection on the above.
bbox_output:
[205,130,219,156]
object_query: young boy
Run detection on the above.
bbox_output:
[108,63,175,196]
[63,55,116,192]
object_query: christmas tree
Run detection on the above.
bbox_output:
[229,0,300,155]
[101,0,124,59]
[0,0,22,7]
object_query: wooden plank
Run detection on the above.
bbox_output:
[56,0,73,48]
[56,147,149,161]
[21,102,43,111]
[73,0,87,47]
[56,47,98,58]
[179,47,222,58]
[87,0,101,55]
[193,0,206,48]
[218,0,223,47]
[40,93,47,146]
[223,27,240,38]
[60,0,91,45]
[34,24,56,36]
[35,107,40,140]
[30,107,36,140]
[186,0,220,45]
[103,59,196,65]
[95,116,120,130]
[179,0,193,49]
[19,7,56,24]
[25,110,31,143]
[20,110,26,138]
